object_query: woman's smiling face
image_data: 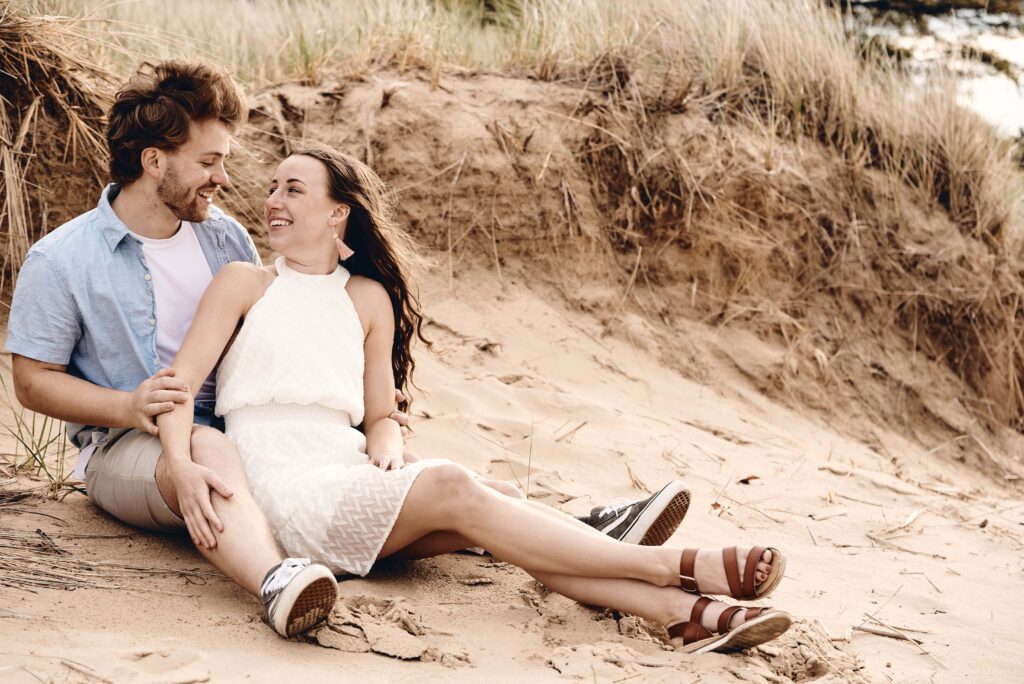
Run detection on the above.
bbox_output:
[265,154,345,259]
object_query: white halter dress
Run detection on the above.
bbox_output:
[216,257,447,576]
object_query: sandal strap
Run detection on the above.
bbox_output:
[747,607,769,620]
[667,620,713,645]
[743,546,766,598]
[723,546,743,597]
[669,605,775,645]
[679,548,699,592]
[688,596,713,626]
[717,605,744,634]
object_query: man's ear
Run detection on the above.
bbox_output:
[328,204,351,227]
[140,147,163,178]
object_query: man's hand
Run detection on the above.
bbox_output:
[167,457,233,549]
[123,368,190,435]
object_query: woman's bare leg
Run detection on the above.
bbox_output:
[381,464,774,591]
[389,477,608,560]
[379,464,676,584]
[384,527,756,636]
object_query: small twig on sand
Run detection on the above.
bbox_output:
[836,493,883,507]
[860,614,947,669]
[625,462,649,494]
[899,571,943,593]
[554,421,588,444]
[865,533,947,560]
[972,435,1019,481]
[721,495,785,523]
[807,526,818,546]
[854,624,923,643]
[880,508,926,536]
[603,656,673,668]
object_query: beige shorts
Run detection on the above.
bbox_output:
[84,428,186,531]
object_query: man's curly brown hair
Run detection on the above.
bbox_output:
[106,60,245,185]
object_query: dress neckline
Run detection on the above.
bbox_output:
[275,256,348,284]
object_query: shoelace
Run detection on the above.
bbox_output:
[597,498,635,518]
[260,557,311,599]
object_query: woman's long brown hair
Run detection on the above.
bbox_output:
[291,143,429,409]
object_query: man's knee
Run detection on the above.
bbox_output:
[190,427,242,474]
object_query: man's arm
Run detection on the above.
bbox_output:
[13,356,189,435]
[7,250,189,434]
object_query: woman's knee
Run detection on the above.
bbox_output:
[483,479,525,500]
[418,464,488,516]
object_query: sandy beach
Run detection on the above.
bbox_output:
[4,261,1023,683]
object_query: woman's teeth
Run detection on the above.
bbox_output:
[270,219,291,227]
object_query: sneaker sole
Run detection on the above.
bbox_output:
[275,571,338,638]
[620,482,692,546]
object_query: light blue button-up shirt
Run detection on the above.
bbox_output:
[6,184,261,453]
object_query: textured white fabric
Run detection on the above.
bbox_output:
[131,222,216,405]
[217,257,445,576]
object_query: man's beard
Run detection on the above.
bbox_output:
[157,162,210,223]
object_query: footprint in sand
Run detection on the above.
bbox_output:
[103,650,209,684]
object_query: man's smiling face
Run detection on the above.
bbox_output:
[156,118,231,222]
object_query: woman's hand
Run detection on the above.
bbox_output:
[168,457,234,549]
[369,450,404,471]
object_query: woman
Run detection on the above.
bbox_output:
[157,143,793,654]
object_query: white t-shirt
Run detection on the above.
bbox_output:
[131,222,216,406]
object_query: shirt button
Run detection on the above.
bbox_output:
[144,273,152,281]
[148,318,156,326]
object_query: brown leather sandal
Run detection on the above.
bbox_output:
[678,546,786,600]
[668,596,793,654]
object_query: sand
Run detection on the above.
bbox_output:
[3,262,1023,683]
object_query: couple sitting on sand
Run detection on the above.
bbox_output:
[7,61,793,654]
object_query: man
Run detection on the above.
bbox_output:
[6,60,689,638]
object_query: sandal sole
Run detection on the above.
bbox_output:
[680,611,793,655]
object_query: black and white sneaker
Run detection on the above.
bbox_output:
[579,481,691,545]
[260,558,338,638]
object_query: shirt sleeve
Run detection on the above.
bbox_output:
[5,251,81,365]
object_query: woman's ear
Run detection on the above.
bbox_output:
[328,204,351,228]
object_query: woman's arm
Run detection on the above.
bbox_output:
[350,277,404,470]
[157,262,268,547]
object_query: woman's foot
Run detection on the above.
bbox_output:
[666,595,792,654]
[678,546,785,600]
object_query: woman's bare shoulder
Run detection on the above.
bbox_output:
[209,262,274,310]
[346,274,390,305]
[216,260,270,281]
[346,275,393,334]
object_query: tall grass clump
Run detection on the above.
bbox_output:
[0,1,113,288]
[0,375,80,499]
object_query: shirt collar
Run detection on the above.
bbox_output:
[97,184,132,252]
